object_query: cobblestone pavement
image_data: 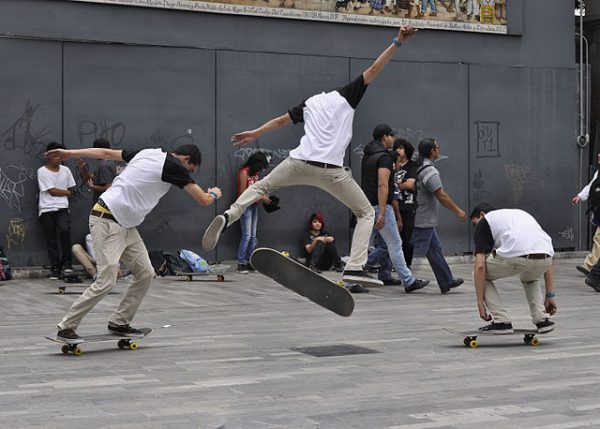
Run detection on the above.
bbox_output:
[1,258,598,428]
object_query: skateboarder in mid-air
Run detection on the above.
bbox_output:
[470,203,558,334]
[203,26,419,288]
[45,145,222,340]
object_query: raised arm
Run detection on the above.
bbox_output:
[363,26,418,85]
[231,113,292,147]
[45,148,124,162]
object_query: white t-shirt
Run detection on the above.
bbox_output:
[100,148,194,228]
[476,209,554,258]
[288,75,368,166]
[37,165,76,216]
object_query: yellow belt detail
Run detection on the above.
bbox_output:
[92,203,112,215]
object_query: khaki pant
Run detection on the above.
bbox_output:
[58,215,154,330]
[479,253,552,324]
[584,227,600,271]
[225,157,374,271]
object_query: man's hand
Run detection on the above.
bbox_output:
[457,209,467,222]
[375,213,385,230]
[477,300,492,321]
[231,131,258,147]
[397,26,418,44]
[545,297,558,315]
[261,195,272,205]
[45,149,72,161]
[207,187,222,199]
[572,196,581,206]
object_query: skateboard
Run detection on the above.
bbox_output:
[45,328,152,356]
[173,264,229,282]
[250,247,354,317]
[444,327,548,348]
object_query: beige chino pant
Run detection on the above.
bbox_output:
[225,157,375,271]
[58,215,154,330]
[583,227,600,271]
[480,253,552,324]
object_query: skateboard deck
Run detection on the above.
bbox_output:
[173,264,229,282]
[45,328,152,355]
[444,327,548,348]
[250,247,354,317]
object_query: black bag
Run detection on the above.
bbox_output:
[148,250,168,277]
[0,247,12,281]
[162,252,192,275]
[587,175,600,224]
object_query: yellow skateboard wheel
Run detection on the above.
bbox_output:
[73,347,82,356]
[129,342,138,350]
[281,251,290,257]
[468,339,478,348]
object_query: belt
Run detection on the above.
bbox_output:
[91,210,118,222]
[519,253,550,260]
[303,160,342,169]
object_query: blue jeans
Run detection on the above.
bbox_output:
[372,205,414,285]
[367,231,392,281]
[238,204,258,265]
[412,227,453,290]
[421,0,436,12]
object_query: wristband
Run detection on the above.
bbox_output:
[545,291,556,298]
[209,191,218,199]
[392,37,402,47]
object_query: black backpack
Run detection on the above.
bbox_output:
[587,175,600,220]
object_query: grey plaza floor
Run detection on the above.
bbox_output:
[1,256,599,428]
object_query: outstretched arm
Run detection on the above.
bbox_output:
[231,113,292,146]
[45,148,124,162]
[363,26,418,85]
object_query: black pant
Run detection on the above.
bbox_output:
[400,209,416,268]
[40,208,72,270]
[309,242,342,270]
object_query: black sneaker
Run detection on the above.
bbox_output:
[62,265,74,275]
[342,270,383,287]
[585,276,600,292]
[57,328,80,340]
[107,324,144,336]
[309,264,323,274]
[382,278,403,286]
[441,278,464,294]
[478,321,514,334]
[245,263,256,273]
[535,318,556,333]
[332,262,345,273]
[202,214,228,251]
[237,264,249,274]
[49,268,61,280]
[405,279,429,293]
[576,265,590,275]
[346,283,370,294]
[364,264,379,273]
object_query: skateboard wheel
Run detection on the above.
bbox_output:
[58,287,65,294]
[61,345,70,354]
[117,339,129,349]
[73,347,82,356]
[217,275,225,282]
[129,342,138,351]
[186,276,192,282]
[463,338,470,347]
[530,337,540,346]
[281,251,290,257]
[468,339,478,348]
[336,280,345,287]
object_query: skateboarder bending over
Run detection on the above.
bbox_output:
[470,203,557,334]
[202,26,419,287]
[46,145,222,340]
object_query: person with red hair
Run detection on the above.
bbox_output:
[302,212,345,274]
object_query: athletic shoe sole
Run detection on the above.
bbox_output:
[478,329,514,335]
[585,277,600,292]
[202,215,227,251]
[342,273,383,287]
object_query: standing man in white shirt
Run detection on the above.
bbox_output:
[45,144,222,340]
[202,26,419,287]
[38,142,76,279]
[470,203,557,334]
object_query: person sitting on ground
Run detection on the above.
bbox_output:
[302,212,345,274]
[470,203,557,334]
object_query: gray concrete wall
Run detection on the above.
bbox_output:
[0,0,577,266]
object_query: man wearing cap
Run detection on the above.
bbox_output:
[202,26,419,288]
[470,203,557,333]
[361,124,429,292]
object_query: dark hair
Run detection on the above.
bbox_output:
[418,138,437,160]
[241,152,269,175]
[93,138,111,149]
[390,149,400,164]
[309,212,325,231]
[46,141,65,151]
[173,144,202,166]
[469,203,497,219]
[393,138,415,160]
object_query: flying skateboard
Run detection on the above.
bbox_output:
[444,327,549,348]
[250,247,354,317]
[45,328,152,356]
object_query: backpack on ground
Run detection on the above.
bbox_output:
[178,249,212,273]
[148,250,168,277]
[162,251,192,275]
[0,247,12,281]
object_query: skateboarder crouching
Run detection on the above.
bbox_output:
[202,26,419,288]
[46,145,222,340]
[470,203,557,334]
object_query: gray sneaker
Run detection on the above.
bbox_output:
[202,214,228,251]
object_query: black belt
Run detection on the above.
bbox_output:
[519,253,550,260]
[91,210,118,223]
[303,160,342,169]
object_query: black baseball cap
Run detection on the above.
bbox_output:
[372,124,395,141]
